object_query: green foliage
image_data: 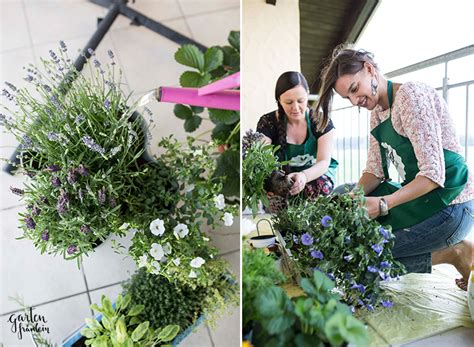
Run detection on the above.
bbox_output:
[0,43,149,261]
[242,248,286,333]
[252,270,370,347]
[273,189,406,309]
[82,294,179,347]
[242,140,283,217]
[173,31,240,197]
[122,268,238,331]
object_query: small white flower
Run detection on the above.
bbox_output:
[184,184,195,193]
[202,236,210,242]
[151,261,161,274]
[138,254,148,268]
[209,254,214,259]
[172,258,181,266]
[190,256,205,268]
[214,194,225,210]
[223,212,233,226]
[150,218,165,236]
[242,218,256,236]
[189,270,198,278]
[173,223,189,238]
[163,242,172,255]
[119,223,130,230]
[194,149,203,156]
[150,243,165,261]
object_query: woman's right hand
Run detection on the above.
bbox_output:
[288,172,308,195]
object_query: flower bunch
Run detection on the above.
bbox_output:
[125,137,238,288]
[272,190,406,310]
[1,42,151,260]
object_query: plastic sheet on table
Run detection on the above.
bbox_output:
[357,269,474,346]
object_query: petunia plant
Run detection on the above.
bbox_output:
[272,189,406,310]
[1,41,152,261]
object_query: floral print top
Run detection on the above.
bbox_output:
[363,81,474,205]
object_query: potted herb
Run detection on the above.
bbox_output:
[1,42,152,262]
[272,190,406,310]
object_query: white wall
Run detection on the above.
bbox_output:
[242,0,301,130]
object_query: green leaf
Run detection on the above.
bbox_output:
[129,316,141,326]
[191,106,205,114]
[184,115,202,132]
[174,104,193,120]
[228,31,240,51]
[204,47,224,72]
[101,316,111,331]
[115,317,128,343]
[208,108,239,125]
[157,324,180,342]
[101,295,114,317]
[85,317,102,330]
[81,327,96,339]
[174,45,204,71]
[121,294,131,310]
[131,321,149,342]
[180,71,211,88]
[127,304,144,316]
[211,122,234,142]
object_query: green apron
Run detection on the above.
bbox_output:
[368,80,468,230]
[285,110,338,183]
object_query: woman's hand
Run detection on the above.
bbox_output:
[365,196,382,218]
[288,172,308,195]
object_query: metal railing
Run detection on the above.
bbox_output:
[328,45,474,185]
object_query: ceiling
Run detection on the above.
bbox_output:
[298,0,380,93]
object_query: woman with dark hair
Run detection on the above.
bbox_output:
[256,71,338,199]
[314,45,474,290]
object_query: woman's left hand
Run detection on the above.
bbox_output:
[288,172,308,195]
[365,197,381,218]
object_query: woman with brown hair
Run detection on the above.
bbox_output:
[314,45,474,290]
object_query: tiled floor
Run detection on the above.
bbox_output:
[0,1,240,346]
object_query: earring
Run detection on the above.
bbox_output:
[371,77,378,96]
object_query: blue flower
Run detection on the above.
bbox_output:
[367,304,374,311]
[371,243,383,256]
[326,272,335,281]
[367,265,378,273]
[310,250,324,259]
[343,254,353,262]
[104,99,111,109]
[344,235,351,244]
[379,226,390,240]
[321,215,333,228]
[25,216,36,229]
[381,300,393,308]
[301,233,313,246]
[380,261,391,269]
[351,283,366,294]
[378,271,389,280]
[292,234,299,244]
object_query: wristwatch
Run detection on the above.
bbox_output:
[379,197,389,216]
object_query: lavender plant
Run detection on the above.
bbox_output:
[272,189,406,310]
[1,42,151,261]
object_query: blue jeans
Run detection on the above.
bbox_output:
[392,200,474,273]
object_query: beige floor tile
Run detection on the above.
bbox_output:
[401,327,474,347]
[177,0,239,17]
[209,305,240,347]
[204,215,240,255]
[0,2,30,52]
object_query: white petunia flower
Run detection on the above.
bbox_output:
[194,149,203,156]
[202,236,210,242]
[184,184,195,193]
[119,223,130,230]
[190,257,205,268]
[163,242,172,255]
[214,194,225,210]
[151,261,161,274]
[172,258,181,266]
[189,270,198,278]
[223,212,233,226]
[209,254,214,259]
[138,254,148,268]
[173,223,189,239]
[242,218,256,236]
[150,218,165,236]
[150,243,165,261]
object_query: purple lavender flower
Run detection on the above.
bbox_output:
[292,234,299,244]
[367,304,374,311]
[47,132,61,141]
[378,271,389,280]
[10,186,24,196]
[81,136,105,155]
[24,75,34,82]
[380,261,391,269]
[31,205,41,217]
[98,187,106,204]
[344,272,352,281]
[351,283,366,294]
[379,227,390,240]
[41,231,49,241]
[76,164,89,176]
[371,243,383,257]
[104,99,111,110]
[21,135,33,149]
[45,164,61,172]
[5,81,17,92]
[50,95,61,109]
[49,50,60,64]
[51,177,61,187]
[80,224,90,234]
[310,250,324,259]
[74,114,85,124]
[107,49,114,59]
[93,59,101,68]
[301,233,313,246]
[67,169,78,185]
[367,265,378,273]
[109,197,117,208]
[59,40,67,52]
[381,300,393,308]
[321,215,333,228]
[43,84,52,92]
[67,245,77,254]
[25,216,36,229]
[87,48,94,55]
[57,190,69,215]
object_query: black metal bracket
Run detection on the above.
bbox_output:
[4,0,207,174]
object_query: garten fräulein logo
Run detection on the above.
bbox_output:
[8,307,50,340]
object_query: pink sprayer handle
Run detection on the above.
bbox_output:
[157,87,240,111]
[198,72,240,96]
